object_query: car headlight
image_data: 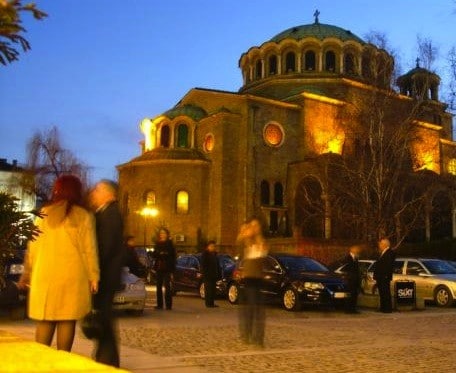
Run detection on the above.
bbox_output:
[127,281,145,291]
[9,264,24,275]
[295,281,325,292]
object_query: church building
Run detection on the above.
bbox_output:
[118,15,454,250]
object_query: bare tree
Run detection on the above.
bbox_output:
[26,126,89,202]
[417,35,439,71]
[0,0,47,65]
[448,46,456,111]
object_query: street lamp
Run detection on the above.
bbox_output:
[139,206,159,247]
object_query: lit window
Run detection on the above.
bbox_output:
[448,159,456,175]
[203,133,214,153]
[177,124,189,148]
[176,190,189,214]
[144,190,156,206]
[263,122,284,147]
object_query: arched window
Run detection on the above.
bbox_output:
[260,180,270,205]
[285,52,296,73]
[305,51,316,71]
[362,55,371,79]
[176,190,189,214]
[176,124,189,148]
[144,190,156,206]
[448,159,456,175]
[325,51,336,72]
[160,125,170,148]
[274,182,284,206]
[255,60,262,79]
[344,53,355,74]
[269,55,278,75]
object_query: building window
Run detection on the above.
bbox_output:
[260,180,270,205]
[325,51,336,72]
[274,182,284,206]
[269,55,278,75]
[344,53,355,74]
[176,124,189,148]
[448,159,456,175]
[203,133,214,153]
[176,190,189,214]
[160,125,170,148]
[285,52,296,73]
[305,50,316,71]
[255,60,262,79]
[263,122,284,147]
[144,190,156,206]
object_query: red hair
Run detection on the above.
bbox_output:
[51,175,83,215]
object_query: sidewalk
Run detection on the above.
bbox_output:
[1,322,205,373]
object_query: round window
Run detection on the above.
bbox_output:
[263,122,284,147]
[204,133,215,152]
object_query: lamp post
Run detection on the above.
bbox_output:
[139,206,159,247]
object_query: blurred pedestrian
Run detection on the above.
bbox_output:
[341,245,361,314]
[18,175,99,352]
[201,240,220,308]
[237,218,268,347]
[153,228,176,310]
[89,180,124,367]
[374,238,395,313]
[124,236,146,278]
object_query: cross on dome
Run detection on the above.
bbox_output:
[313,9,320,24]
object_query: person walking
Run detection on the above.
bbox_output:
[153,228,176,310]
[89,180,125,367]
[237,218,268,347]
[374,238,396,313]
[341,245,361,314]
[18,175,99,352]
[201,240,220,308]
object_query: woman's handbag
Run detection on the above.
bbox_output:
[80,309,103,340]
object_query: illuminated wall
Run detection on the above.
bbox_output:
[410,122,441,173]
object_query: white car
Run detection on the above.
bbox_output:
[113,267,147,315]
[364,258,456,307]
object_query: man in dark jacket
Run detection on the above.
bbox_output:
[153,228,176,310]
[341,245,361,314]
[201,241,220,308]
[374,238,396,313]
[90,180,124,367]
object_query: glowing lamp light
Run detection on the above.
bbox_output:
[140,206,159,218]
[325,138,343,154]
[140,117,157,151]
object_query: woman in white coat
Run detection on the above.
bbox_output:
[19,175,99,351]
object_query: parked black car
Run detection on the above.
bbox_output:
[173,253,236,298]
[227,254,350,311]
[0,249,27,319]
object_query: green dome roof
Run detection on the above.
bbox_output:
[270,23,365,44]
[163,104,207,121]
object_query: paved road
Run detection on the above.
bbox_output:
[2,289,456,372]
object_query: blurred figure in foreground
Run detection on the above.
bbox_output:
[237,218,268,347]
[153,228,176,310]
[341,245,362,314]
[19,175,99,352]
[374,238,395,313]
[89,180,124,367]
[201,240,220,308]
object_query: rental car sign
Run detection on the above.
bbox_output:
[395,281,416,306]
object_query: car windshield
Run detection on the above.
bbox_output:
[277,256,328,273]
[422,260,456,275]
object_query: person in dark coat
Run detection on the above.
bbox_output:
[89,180,125,368]
[374,238,396,313]
[124,236,146,278]
[153,228,176,310]
[341,245,362,314]
[201,241,220,308]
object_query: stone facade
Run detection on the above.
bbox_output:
[118,19,454,250]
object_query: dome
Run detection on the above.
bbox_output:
[270,23,365,44]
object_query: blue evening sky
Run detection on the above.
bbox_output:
[0,0,454,182]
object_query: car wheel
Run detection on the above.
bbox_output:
[199,282,205,299]
[283,287,301,311]
[228,283,239,304]
[435,286,453,307]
